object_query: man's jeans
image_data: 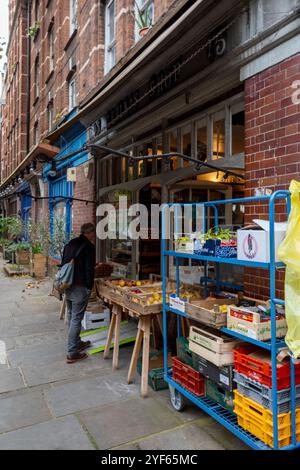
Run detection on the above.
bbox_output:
[65,285,91,357]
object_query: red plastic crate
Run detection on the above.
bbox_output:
[172,356,205,396]
[234,345,300,390]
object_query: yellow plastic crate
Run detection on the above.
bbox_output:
[234,390,300,448]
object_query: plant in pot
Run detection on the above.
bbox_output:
[132,1,153,37]
[3,216,24,262]
[14,241,31,266]
[28,222,50,279]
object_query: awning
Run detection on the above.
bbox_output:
[0,143,60,190]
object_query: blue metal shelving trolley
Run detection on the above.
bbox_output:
[161,190,300,450]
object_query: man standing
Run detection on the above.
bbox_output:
[62,223,96,363]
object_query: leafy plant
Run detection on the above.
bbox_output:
[50,216,74,259]
[132,1,153,30]
[7,217,24,240]
[28,222,50,256]
[202,227,234,241]
[28,21,40,39]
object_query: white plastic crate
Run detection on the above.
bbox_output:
[81,308,110,331]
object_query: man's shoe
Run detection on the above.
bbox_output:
[66,352,88,364]
[78,340,91,351]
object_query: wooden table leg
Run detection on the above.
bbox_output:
[103,311,116,359]
[59,295,66,321]
[141,316,151,398]
[127,323,143,384]
[112,306,121,370]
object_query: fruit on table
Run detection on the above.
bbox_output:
[136,281,142,286]
[118,280,126,287]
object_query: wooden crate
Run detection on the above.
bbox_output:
[185,298,235,328]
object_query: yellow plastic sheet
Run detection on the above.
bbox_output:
[278,180,300,358]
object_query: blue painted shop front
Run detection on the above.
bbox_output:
[18,181,32,240]
[43,119,89,259]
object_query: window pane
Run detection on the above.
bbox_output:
[109,2,115,42]
[232,110,245,155]
[182,127,191,167]
[197,125,207,161]
[168,130,178,170]
[213,118,225,160]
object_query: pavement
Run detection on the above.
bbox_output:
[0,256,248,450]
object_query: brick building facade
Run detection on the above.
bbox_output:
[0,0,299,287]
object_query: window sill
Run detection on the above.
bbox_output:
[45,69,54,84]
[33,95,39,106]
[64,29,77,51]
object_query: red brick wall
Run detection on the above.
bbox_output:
[244,52,300,300]
[72,161,96,239]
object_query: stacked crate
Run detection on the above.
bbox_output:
[233,345,300,448]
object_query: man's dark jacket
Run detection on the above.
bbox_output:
[61,234,96,289]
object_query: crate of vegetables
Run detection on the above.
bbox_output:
[194,228,237,258]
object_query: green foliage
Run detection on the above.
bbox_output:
[28,21,40,39]
[132,1,152,30]
[28,222,50,256]
[0,237,10,247]
[50,216,74,259]
[7,217,24,239]
[203,227,234,241]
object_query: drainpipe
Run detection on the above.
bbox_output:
[26,0,31,153]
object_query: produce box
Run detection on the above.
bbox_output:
[227,305,287,341]
[234,390,300,448]
[206,379,234,413]
[137,351,171,391]
[176,336,193,367]
[234,371,300,413]
[189,325,241,366]
[234,345,300,390]
[237,219,286,263]
[192,353,235,391]
[172,356,205,396]
[186,298,235,328]
[194,237,237,258]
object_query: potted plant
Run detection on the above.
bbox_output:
[14,241,31,265]
[132,1,153,37]
[28,222,50,279]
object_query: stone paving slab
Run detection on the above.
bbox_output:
[150,388,209,423]
[21,357,113,387]
[13,330,66,349]
[0,326,20,339]
[19,321,65,336]
[0,390,52,433]
[201,421,249,450]
[45,373,140,417]
[13,313,51,327]
[0,337,15,351]
[0,415,94,450]
[79,396,182,450]
[114,423,226,450]
[7,342,67,368]
[0,368,25,393]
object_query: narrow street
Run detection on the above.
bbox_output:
[0,257,247,450]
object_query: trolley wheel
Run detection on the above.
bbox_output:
[169,385,186,412]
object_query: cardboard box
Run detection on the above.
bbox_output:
[237,219,286,263]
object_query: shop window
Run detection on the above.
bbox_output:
[212,112,225,160]
[232,110,245,156]
[104,0,116,74]
[69,0,78,35]
[181,126,192,167]
[196,122,207,162]
[168,129,178,171]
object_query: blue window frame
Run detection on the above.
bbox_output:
[49,176,73,259]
